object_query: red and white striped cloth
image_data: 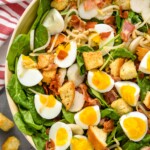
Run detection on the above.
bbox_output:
[0,0,32,90]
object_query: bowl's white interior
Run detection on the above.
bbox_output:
[5,0,40,148]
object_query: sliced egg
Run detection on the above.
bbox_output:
[49,122,72,150]
[17,54,43,87]
[42,9,64,35]
[115,81,140,106]
[96,8,113,20]
[139,51,150,74]
[74,105,100,129]
[54,41,77,68]
[70,135,93,150]
[120,111,148,142]
[94,24,114,55]
[34,94,62,119]
[69,91,85,112]
[88,70,114,93]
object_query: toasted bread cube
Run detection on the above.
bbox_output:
[42,70,56,84]
[143,91,150,109]
[120,60,137,80]
[110,58,125,77]
[51,0,69,11]
[83,51,103,70]
[59,81,75,110]
[0,113,14,131]
[2,136,20,150]
[87,126,107,150]
[114,0,130,10]
[111,98,133,116]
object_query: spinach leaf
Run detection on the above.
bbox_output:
[34,24,48,48]
[7,34,30,72]
[137,75,150,100]
[101,108,120,120]
[32,136,46,150]
[14,112,34,135]
[26,85,45,95]
[7,74,30,109]
[19,108,43,130]
[77,46,94,75]
[62,107,75,123]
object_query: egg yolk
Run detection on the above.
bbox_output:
[79,107,97,125]
[92,71,111,90]
[56,128,68,146]
[120,85,136,106]
[40,95,56,107]
[123,117,147,140]
[92,34,101,44]
[22,55,37,68]
[147,54,150,71]
[71,137,93,150]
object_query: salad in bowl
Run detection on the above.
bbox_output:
[6,0,150,150]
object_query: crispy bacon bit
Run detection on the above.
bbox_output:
[104,16,115,25]
[83,0,97,11]
[121,20,135,42]
[79,84,100,107]
[46,139,55,150]
[70,1,77,9]
[69,15,86,31]
[85,21,97,30]
[43,84,49,95]
[103,88,118,104]
[103,119,114,133]
[119,7,129,19]
[100,32,111,40]
[57,50,68,60]
[97,0,112,9]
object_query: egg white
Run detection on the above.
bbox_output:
[74,105,100,129]
[34,94,62,119]
[115,81,140,106]
[120,111,148,142]
[54,41,77,68]
[49,122,72,150]
[139,51,150,74]
[88,70,114,93]
[17,54,43,87]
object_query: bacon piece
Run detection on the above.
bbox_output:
[119,7,128,19]
[69,15,86,31]
[85,21,97,30]
[121,20,135,42]
[97,0,112,9]
[100,31,111,40]
[83,0,97,11]
[103,119,114,133]
[42,84,49,95]
[104,16,115,25]
[46,139,55,150]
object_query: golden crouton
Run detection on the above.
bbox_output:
[114,0,130,10]
[110,58,125,77]
[2,136,20,150]
[143,91,150,109]
[58,81,75,110]
[111,98,133,116]
[0,113,14,131]
[87,126,107,150]
[51,0,69,11]
[120,60,137,80]
[83,51,103,70]
[42,70,56,84]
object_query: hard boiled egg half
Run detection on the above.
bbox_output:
[54,41,77,68]
[88,70,114,93]
[34,94,62,119]
[120,111,148,142]
[139,51,150,74]
[70,135,93,150]
[17,54,43,87]
[115,81,140,106]
[74,105,100,129]
[49,122,72,150]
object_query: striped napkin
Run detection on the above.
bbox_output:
[0,0,32,90]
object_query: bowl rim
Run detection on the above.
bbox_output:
[5,0,40,149]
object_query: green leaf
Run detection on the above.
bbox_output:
[32,136,46,150]
[62,107,75,123]
[14,112,34,135]
[7,34,30,72]
[77,46,94,52]
[7,74,30,109]
[116,11,121,30]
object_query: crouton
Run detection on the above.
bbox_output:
[143,91,150,109]
[2,136,20,150]
[111,98,133,116]
[114,0,130,10]
[0,113,14,131]
[120,60,137,80]
[58,81,75,110]
[83,51,103,70]
[87,126,107,150]
[42,70,56,84]
[51,0,69,11]
[110,58,125,77]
